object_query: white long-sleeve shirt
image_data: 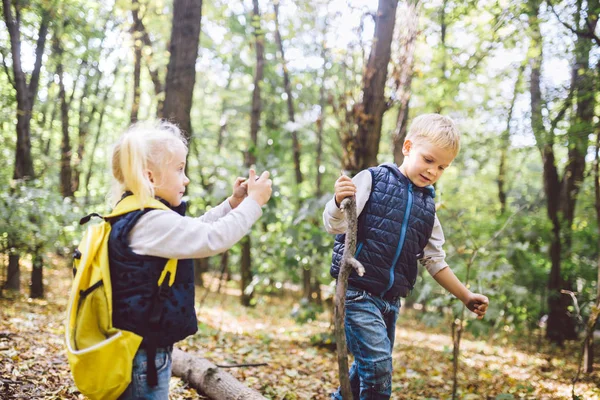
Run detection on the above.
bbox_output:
[128,197,262,259]
[322,169,449,277]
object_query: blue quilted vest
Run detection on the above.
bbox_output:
[330,163,436,299]
[108,197,197,347]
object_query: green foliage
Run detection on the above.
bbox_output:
[0,181,78,256]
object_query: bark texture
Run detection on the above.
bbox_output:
[2,0,49,180]
[162,0,203,138]
[391,1,420,165]
[342,0,398,174]
[240,0,265,307]
[171,348,266,399]
[527,0,598,344]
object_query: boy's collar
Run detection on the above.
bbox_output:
[379,163,435,198]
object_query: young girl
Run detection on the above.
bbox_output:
[109,120,271,399]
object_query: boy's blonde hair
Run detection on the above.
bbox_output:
[406,114,460,157]
[111,120,188,207]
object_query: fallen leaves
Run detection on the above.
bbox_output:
[0,264,599,399]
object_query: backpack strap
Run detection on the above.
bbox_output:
[145,259,178,386]
[145,268,174,386]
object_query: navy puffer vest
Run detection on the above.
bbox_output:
[330,163,436,299]
[108,197,197,347]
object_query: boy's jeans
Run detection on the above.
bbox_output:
[118,346,173,400]
[332,288,401,400]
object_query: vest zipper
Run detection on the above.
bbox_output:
[382,183,413,297]
[355,242,364,257]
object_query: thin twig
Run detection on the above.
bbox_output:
[0,48,15,89]
[547,1,600,46]
[215,362,268,368]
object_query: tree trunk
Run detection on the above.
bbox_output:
[161,0,203,139]
[240,0,265,307]
[240,236,253,307]
[2,0,49,180]
[30,252,43,299]
[171,348,266,399]
[585,68,600,373]
[130,0,142,124]
[274,0,309,301]
[72,69,93,193]
[84,59,123,206]
[346,0,398,174]
[129,1,164,116]
[274,1,302,186]
[5,254,20,291]
[391,0,420,165]
[498,64,525,214]
[194,258,209,287]
[316,82,325,197]
[528,0,573,344]
[527,0,596,344]
[3,3,49,293]
[54,35,74,199]
[216,75,232,152]
[434,0,448,114]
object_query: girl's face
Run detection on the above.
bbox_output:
[150,140,190,206]
[399,139,455,187]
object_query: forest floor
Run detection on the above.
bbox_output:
[0,260,599,399]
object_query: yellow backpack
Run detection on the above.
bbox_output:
[65,196,177,400]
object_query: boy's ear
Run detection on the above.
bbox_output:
[402,139,413,156]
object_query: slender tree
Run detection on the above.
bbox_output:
[527,0,598,344]
[161,0,203,139]
[240,0,265,307]
[274,0,312,301]
[2,0,50,291]
[130,0,142,123]
[498,63,525,214]
[391,0,420,165]
[53,32,75,199]
[274,0,302,187]
[2,0,49,180]
[342,0,398,174]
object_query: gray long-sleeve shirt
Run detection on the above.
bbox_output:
[128,197,262,259]
[322,169,448,277]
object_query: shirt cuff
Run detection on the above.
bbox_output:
[238,197,263,218]
[424,261,448,277]
[326,196,344,219]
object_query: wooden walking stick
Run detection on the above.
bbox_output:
[334,195,365,400]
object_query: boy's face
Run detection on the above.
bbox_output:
[399,139,455,187]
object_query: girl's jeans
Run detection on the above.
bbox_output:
[332,288,401,400]
[118,346,173,400]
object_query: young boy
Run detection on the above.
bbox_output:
[323,114,489,399]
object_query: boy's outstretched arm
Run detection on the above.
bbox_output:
[432,267,489,319]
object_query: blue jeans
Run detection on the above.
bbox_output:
[118,346,173,400]
[332,288,401,400]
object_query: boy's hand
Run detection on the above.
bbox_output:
[228,177,248,209]
[334,175,356,207]
[465,293,489,319]
[247,169,272,206]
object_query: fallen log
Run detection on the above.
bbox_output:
[171,348,267,400]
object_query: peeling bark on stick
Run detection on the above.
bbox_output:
[334,196,365,400]
[171,348,266,400]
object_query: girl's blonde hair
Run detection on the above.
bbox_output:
[406,114,460,157]
[110,120,188,207]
